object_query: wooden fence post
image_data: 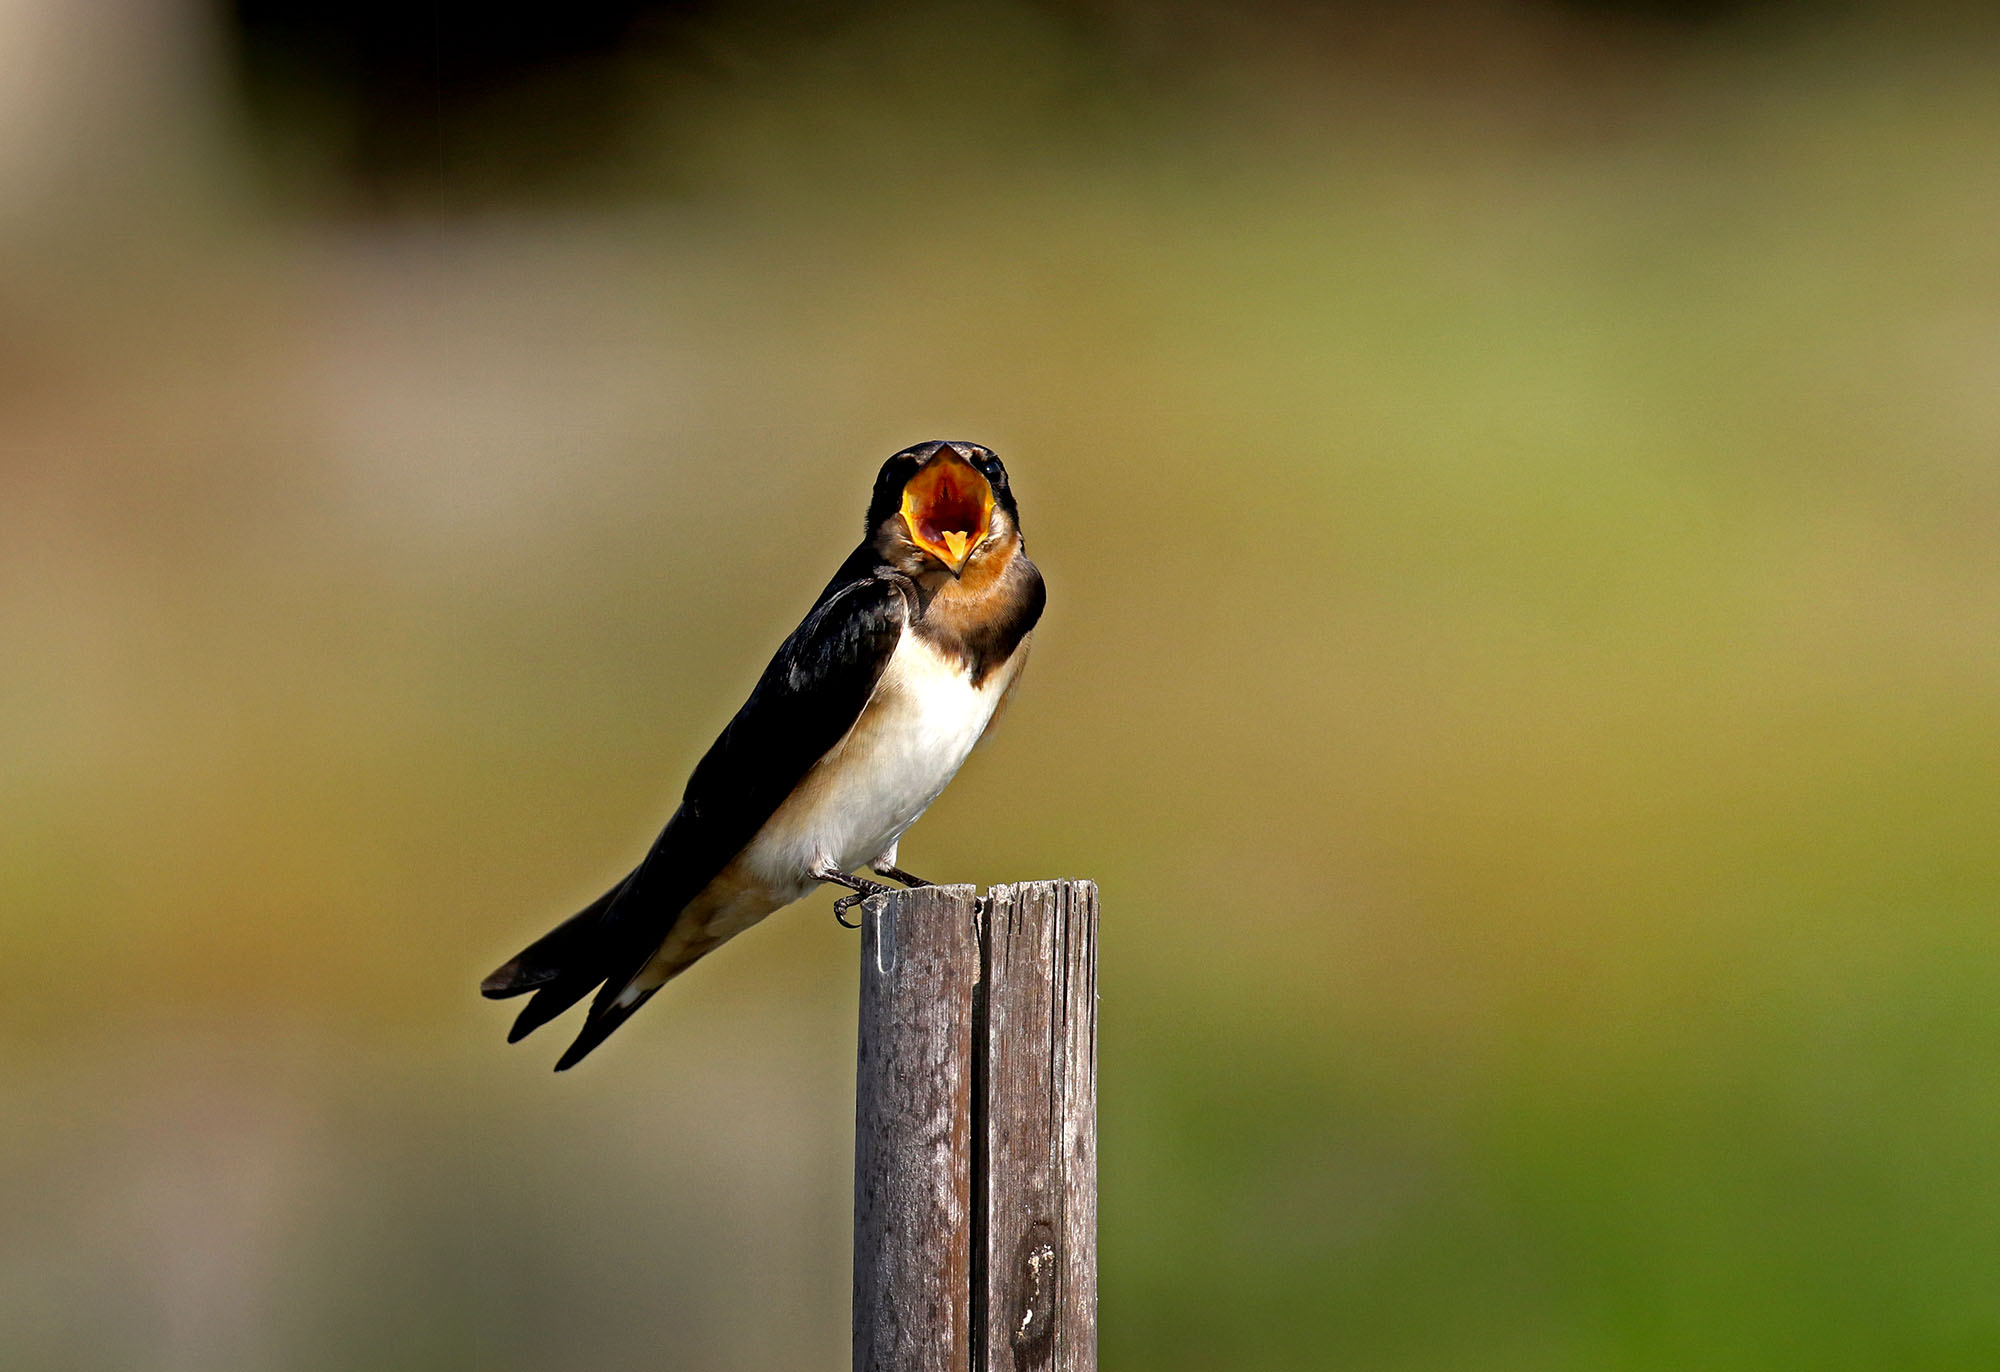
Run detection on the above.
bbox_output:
[854,883,981,1372]
[853,878,1099,1372]
[979,880,1098,1372]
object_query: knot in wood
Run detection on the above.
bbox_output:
[1011,1240,1058,1356]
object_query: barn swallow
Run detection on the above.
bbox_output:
[481,441,1045,1070]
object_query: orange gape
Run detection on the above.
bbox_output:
[899,449,994,573]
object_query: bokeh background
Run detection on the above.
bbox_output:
[5,0,2000,1367]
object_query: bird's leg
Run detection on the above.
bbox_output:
[810,859,895,930]
[866,841,934,890]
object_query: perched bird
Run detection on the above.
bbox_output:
[481,440,1045,1070]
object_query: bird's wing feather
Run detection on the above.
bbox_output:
[671,566,913,876]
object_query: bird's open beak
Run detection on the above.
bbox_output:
[900,447,994,577]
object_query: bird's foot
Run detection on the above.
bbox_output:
[868,863,934,889]
[812,862,895,930]
[832,880,896,929]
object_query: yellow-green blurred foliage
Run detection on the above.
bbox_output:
[4,1,2000,1367]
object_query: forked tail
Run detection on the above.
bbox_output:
[481,875,667,1070]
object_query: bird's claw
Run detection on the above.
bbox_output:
[817,863,895,931]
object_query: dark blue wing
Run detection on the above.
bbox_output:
[482,560,910,1065]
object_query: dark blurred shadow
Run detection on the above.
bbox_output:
[223,0,1782,206]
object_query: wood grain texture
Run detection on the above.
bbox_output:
[980,880,1099,1372]
[853,883,980,1372]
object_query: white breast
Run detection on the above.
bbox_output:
[742,630,1022,896]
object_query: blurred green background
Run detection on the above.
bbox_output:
[4,0,1999,1367]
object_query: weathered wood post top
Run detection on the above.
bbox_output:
[853,879,1099,1372]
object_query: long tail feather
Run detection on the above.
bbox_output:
[481,884,621,999]
[554,982,664,1072]
[507,980,595,1043]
